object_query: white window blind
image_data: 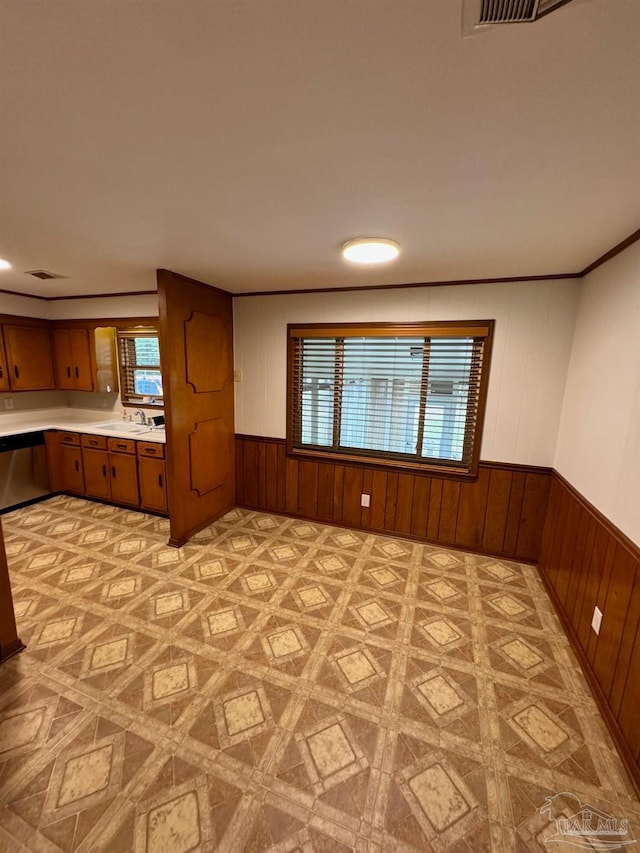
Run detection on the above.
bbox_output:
[288,321,493,474]
[116,328,163,404]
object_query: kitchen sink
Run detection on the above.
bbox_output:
[94,421,148,434]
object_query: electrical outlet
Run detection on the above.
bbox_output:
[4,398,13,409]
[591,605,603,635]
[360,493,370,508]
[233,369,243,382]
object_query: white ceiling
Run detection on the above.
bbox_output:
[1,0,639,299]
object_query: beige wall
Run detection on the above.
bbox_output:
[555,241,640,545]
[47,293,158,320]
[0,292,157,321]
[0,292,49,319]
[233,278,580,466]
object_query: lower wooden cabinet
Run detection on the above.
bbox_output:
[59,446,85,494]
[110,452,140,506]
[138,457,167,513]
[46,430,166,514]
[82,448,111,500]
[45,431,86,495]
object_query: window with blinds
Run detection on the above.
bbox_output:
[287,321,494,475]
[116,328,164,405]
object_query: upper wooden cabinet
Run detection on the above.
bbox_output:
[52,324,118,394]
[0,328,9,393]
[53,328,94,391]
[0,316,133,396]
[3,324,55,391]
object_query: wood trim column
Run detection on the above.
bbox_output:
[157,269,235,546]
[0,518,25,663]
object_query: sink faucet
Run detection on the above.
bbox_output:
[133,410,147,425]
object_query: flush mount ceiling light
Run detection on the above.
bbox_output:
[341,237,400,265]
[0,259,11,271]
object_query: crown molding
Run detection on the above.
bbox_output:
[1,226,638,302]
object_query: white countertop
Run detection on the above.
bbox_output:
[0,407,166,443]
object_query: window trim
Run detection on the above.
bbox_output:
[286,320,494,479]
[116,326,164,407]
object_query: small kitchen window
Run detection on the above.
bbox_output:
[116,327,164,406]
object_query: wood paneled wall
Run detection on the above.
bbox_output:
[539,473,640,793]
[235,435,551,563]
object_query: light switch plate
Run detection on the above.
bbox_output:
[591,606,603,635]
[361,494,370,508]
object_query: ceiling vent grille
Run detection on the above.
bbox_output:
[468,0,575,28]
[24,269,68,280]
[480,0,537,23]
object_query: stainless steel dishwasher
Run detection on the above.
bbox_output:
[0,431,51,512]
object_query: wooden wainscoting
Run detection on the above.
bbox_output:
[235,435,552,563]
[539,472,640,793]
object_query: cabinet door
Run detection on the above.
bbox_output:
[139,457,167,513]
[59,446,85,494]
[94,327,118,393]
[4,325,55,390]
[83,449,111,500]
[53,330,74,390]
[110,454,139,506]
[0,328,9,393]
[70,329,94,391]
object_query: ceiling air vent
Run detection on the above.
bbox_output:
[464,0,576,33]
[24,269,69,280]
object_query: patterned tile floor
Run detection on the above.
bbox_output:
[0,495,638,852]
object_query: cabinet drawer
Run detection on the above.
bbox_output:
[108,437,136,455]
[137,441,165,459]
[59,431,80,446]
[81,433,107,450]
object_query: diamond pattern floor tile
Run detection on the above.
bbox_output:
[0,496,637,851]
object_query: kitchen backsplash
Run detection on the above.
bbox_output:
[0,391,67,412]
[0,390,163,423]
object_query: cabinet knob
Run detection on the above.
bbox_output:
[66,366,71,378]
[75,366,79,378]
[158,474,163,487]
[111,466,116,478]
[14,365,19,379]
